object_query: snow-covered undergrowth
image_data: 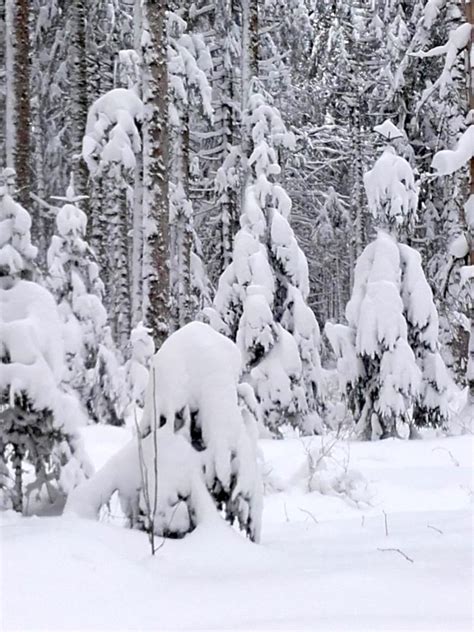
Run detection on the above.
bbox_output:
[1,426,472,631]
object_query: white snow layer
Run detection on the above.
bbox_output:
[2,428,473,631]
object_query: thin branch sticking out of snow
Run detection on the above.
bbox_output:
[377,548,414,563]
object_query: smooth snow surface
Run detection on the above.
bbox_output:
[1,427,472,631]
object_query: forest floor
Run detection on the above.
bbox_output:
[1,427,472,631]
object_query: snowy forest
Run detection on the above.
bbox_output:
[1,0,473,630]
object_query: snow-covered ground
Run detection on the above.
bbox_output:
[1,426,472,631]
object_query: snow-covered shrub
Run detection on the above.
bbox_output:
[46,180,127,426]
[0,173,91,513]
[204,91,325,435]
[67,323,262,542]
[326,231,450,439]
[297,440,372,508]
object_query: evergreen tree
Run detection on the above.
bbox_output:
[326,134,450,439]
[205,90,325,434]
[0,168,91,512]
[46,177,127,426]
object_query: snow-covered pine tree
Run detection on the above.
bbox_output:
[0,168,91,513]
[46,177,127,426]
[326,132,450,439]
[204,89,325,435]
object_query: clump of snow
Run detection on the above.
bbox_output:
[125,321,155,410]
[448,233,469,259]
[82,88,143,175]
[364,146,418,229]
[374,119,404,141]
[0,171,37,276]
[431,125,474,176]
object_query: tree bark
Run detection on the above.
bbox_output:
[143,0,170,348]
[69,0,90,205]
[465,0,474,403]
[14,0,31,206]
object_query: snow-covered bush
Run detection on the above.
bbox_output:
[326,231,450,440]
[46,180,127,426]
[0,172,91,513]
[296,440,372,508]
[204,91,325,435]
[67,323,262,543]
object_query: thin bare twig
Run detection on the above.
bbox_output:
[298,507,319,524]
[377,548,414,563]
[383,510,389,536]
[427,524,443,535]
[432,447,460,467]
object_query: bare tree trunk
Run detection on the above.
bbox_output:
[69,0,89,205]
[214,0,240,271]
[241,0,259,208]
[465,0,474,404]
[131,0,144,326]
[14,0,31,206]
[5,0,15,168]
[143,0,170,348]
[12,445,23,514]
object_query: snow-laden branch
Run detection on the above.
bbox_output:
[431,124,474,176]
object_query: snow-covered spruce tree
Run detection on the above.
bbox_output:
[46,178,127,426]
[326,137,450,439]
[66,322,262,545]
[368,0,468,384]
[204,91,325,435]
[82,87,144,351]
[413,1,473,423]
[0,169,91,513]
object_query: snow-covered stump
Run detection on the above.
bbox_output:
[67,322,263,544]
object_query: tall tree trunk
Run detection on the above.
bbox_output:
[465,0,474,405]
[5,0,15,168]
[214,0,240,271]
[70,0,89,205]
[12,444,23,514]
[143,0,170,348]
[14,0,31,206]
[131,0,144,326]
